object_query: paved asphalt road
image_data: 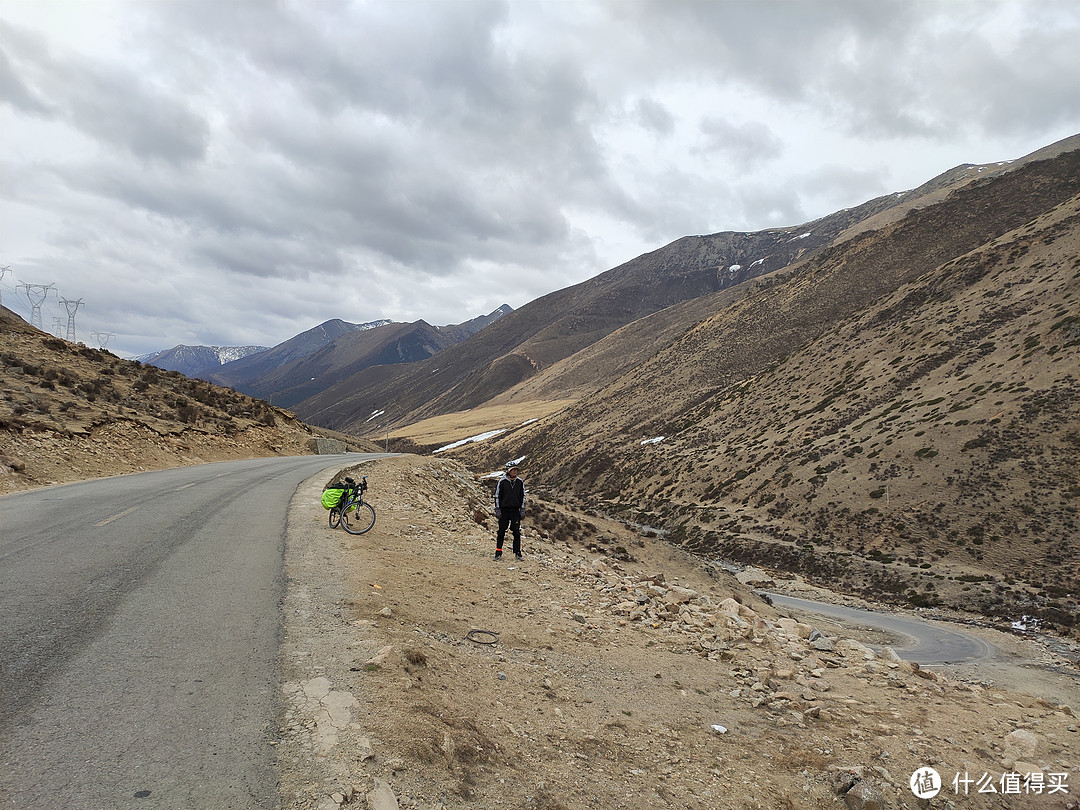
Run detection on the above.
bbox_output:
[764,592,996,665]
[0,454,391,810]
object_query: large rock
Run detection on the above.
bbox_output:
[1002,728,1039,768]
[662,585,699,607]
[835,638,875,660]
[843,779,886,810]
[368,778,399,810]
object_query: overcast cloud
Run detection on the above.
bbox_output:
[1,0,1078,357]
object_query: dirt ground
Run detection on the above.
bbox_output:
[277,455,1079,810]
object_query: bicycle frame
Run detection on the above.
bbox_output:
[337,476,375,535]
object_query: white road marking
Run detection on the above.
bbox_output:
[94,507,139,527]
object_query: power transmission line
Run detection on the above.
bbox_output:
[60,297,84,342]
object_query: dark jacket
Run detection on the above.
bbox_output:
[494,475,526,513]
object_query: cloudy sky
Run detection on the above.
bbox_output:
[2,0,1078,357]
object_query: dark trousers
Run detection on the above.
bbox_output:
[496,513,521,555]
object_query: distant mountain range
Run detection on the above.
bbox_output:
[135,344,270,377]
[288,151,1057,433]
[138,307,513,410]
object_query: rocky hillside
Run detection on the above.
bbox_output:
[0,308,378,495]
[280,454,1080,810]
[455,143,1080,637]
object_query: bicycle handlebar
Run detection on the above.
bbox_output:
[343,475,368,491]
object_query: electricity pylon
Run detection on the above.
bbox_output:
[0,265,10,309]
[52,317,65,337]
[91,331,115,349]
[17,282,56,329]
[60,297,84,342]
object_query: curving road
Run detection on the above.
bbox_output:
[764,592,997,665]
[0,454,392,810]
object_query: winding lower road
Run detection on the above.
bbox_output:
[764,592,997,665]
[0,454,391,810]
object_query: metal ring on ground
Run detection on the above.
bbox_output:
[465,629,499,645]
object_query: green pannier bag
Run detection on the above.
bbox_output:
[321,488,345,509]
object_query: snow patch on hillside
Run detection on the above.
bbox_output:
[215,346,266,364]
[434,429,506,453]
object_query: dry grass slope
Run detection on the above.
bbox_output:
[0,308,378,494]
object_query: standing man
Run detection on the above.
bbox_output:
[494,461,526,560]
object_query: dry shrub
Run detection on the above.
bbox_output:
[775,748,833,770]
[534,791,572,810]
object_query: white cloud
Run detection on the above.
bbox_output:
[695,118,784,169]
[1,0,1078,356]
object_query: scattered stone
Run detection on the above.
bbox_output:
[368,778,399,810]
[0,455,26,473]
[880,648,903,664]
[836,639,874,660]
[911,663,936,680]
[829,770,859,796]
[357,737,374,761]
[776,617,799,635]
[735,566,771,584]
[365,645,394,666]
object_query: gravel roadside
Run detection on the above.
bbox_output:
[276,455,1080,810]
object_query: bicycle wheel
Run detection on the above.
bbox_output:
[329,506,341,529]
[340,499,376,535]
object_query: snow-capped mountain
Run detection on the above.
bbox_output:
[135,319,393,379]
[136,344,269,377]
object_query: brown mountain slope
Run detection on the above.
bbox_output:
[223,320,459,410]
[457,146,1080,635]
[0,308,377,494]
[293,175,987,434]
[484,287,749,406]
[208,318,376,392]
[832,133,1080,244]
